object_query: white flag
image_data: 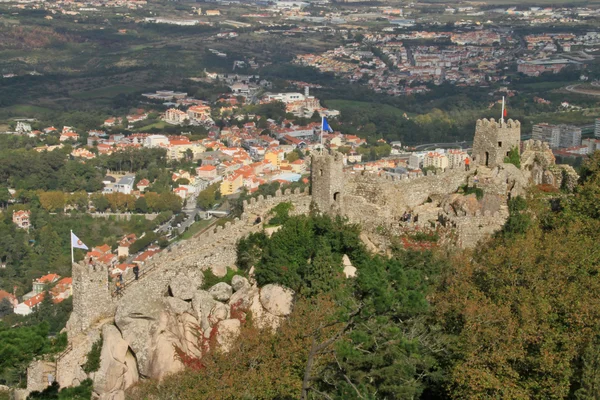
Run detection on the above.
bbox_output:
[71,232,89,250]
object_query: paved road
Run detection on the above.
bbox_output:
[565,84,600,96]
[414,141,472,151]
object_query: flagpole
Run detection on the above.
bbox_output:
[320,116,324,155]
[501,96,505,124]
[70,230,74,265]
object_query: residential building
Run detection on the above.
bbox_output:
[50,277,73,302]
[137,179,150,192]
[408,153,424,169]
[103,175,135,195]
[582,138,600,154]
[145,134,169,148]
[220,172,244,195]
[173,186,189,199]
[59,131,80,142]
[447,149,468,169]
[118,234,137,258]
[558,124,582,149]
[595,118,600,139]
[532,123,561,149]
[14,293,45,316]
[265,149,284,169]
[164,108,188,125]
[33,273,60,295]
[196,165,218,179]
[12,210,31,230]
[423,152,449,170]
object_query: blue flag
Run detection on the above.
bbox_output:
[322,117,333,132]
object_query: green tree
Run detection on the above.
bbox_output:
[0,298,13,318]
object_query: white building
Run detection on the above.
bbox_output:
[447,149,468,169]
[423,152,449,170]
[145,134,169,148]
[103,175,135,195]
[595,118,600,138]
[164,108,189,125]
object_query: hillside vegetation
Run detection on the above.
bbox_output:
[128,152,600,399]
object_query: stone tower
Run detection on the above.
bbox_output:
[472,118,521,168]
[311,151,344,214]
[66,262,115,337]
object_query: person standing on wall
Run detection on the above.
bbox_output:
[465,156,470,171]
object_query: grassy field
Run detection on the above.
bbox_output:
[0,104,55,119]
[70,84,143,100]
[325,99,410,117]
[136,121,168,131]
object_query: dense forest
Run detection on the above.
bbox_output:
[130,152,600,399]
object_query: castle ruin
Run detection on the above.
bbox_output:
[472,118,521,168]
[310,151,344,214]
[20,117,582,400]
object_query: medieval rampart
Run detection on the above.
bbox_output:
[343,169,471,231]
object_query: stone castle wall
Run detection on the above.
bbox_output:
[311,152,344,214]
[473,118,521,168]
[66,263,115,337]
[343,169,471,232]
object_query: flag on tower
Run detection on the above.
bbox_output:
[322,117,333,132]
[71,231,88,250]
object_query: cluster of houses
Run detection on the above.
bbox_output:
[4,273,74,316]
[295,29,517,93]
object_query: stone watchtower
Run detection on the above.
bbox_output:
[472,118,521,168]
[311,151,344,214]
[66,262,115,338]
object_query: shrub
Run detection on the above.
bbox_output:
[504,146,521,169]
[83,337,103,374]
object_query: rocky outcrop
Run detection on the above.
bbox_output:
[93,325,139,400]
[169,270,204,301]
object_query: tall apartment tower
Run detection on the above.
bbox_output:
[532,123,560,149]
[558,124,582,149]
[472,118,521,168]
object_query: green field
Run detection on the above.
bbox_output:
[0,104,55,119]
[70,85,142,100]
[136,121,168,131]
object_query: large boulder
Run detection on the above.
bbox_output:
[259,284,295,317]
[208,282,233,301]
[114,295,164,378]
[215,319,241,352]
[231,275,250,292]
[169,270,204,301]
[164,297,191,315]
[147,311,201,380]
[228,286,258,311]
[93,325,139,398]
[192,290,216,331]
[209,302,230,325]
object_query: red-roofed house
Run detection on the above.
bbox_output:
[51,277,73,302]
[196,165,218,179]
[118,234,137,258]
[137,179,150,192]
[12,210,31,230]
[60,131,80,142]
[173,186,189,199]
[0,290,17,308]
[15,293,45,315]
[33,273,61,295]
